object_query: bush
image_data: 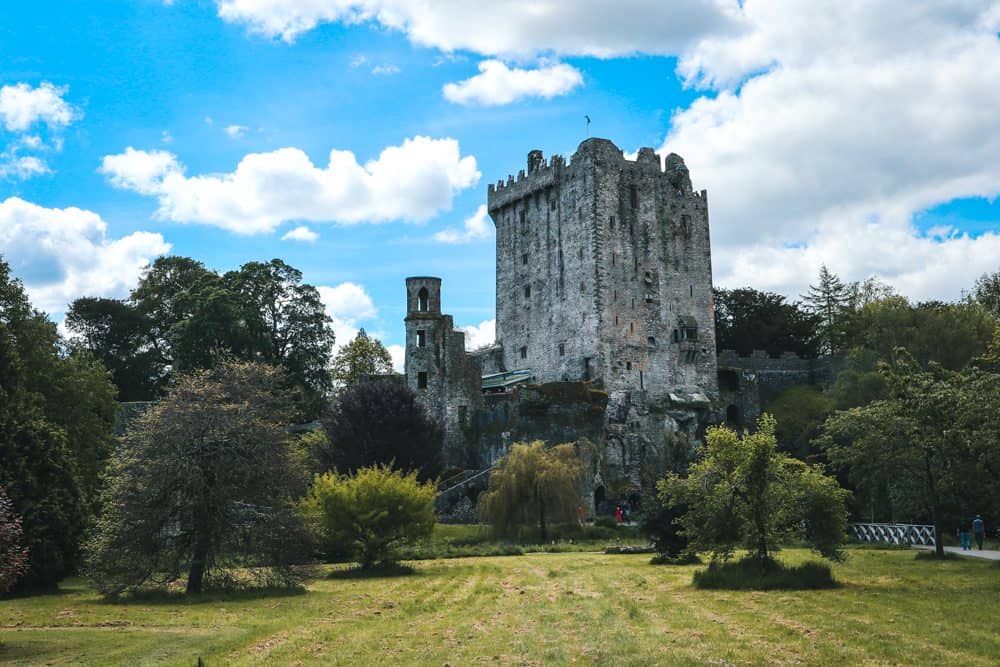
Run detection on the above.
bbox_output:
[692,556,837,590]
[303,465,437,568]
[593,515,618,530]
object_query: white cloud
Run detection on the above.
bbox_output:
[161,130,174,144]
[224,124,248,138]
[460,318,495,351]
[0,155,50,180]
[0,197,170,315]
[215,0,743,55]
[281,225,319,242]
[0,82,78,132]
[316,281,382,355]
[371,64,400,75]
[99,136,480,234]
[443,60,582,106]
[656,0,1000,301]
[433,204,491,244]
[387,344,404,372]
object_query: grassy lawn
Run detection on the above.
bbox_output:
[1,548,997,666]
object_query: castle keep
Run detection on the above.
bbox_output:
[405,138,723,500]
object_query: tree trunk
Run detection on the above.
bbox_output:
[187,534,210,594]
[539,498,547,542]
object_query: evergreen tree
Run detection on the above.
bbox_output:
[801,265,852,355]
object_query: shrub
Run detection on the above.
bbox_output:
[303,465,437,568]
[693,555,837,590]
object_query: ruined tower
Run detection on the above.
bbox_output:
[404,277,482,467]
[486,138,718,402]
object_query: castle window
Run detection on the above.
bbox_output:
[417,372,428,389]
[677,316,699,341]
[626,361,632,371]
[630,322,634,333]
[630,185,638,209]
[417,330,426,348]
[580,282,586,293]
[648,336,656,346]
[609,215,615,229]
[558,342,565,356]
[615,315,619,326]
[522,253,528,265]
[524,285,531,299]
[458,405,468,426]
[690,284,694,297]
[640,370,644,390]
[550,198,556,211]
[519,210,526,225]
[520,346,527,360]
[417,288,429,312]
[579,247,584,260]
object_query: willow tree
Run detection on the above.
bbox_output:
[478,440,592,541]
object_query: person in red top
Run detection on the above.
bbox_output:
[615,505,623,524]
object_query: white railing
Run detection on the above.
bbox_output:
[850,522,936,546]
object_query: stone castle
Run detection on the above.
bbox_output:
[403,137,825,510]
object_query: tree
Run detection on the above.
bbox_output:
[0,256,113,590]
[85,360,311,595]
[0,486,30,593]
[478,441,591,541]
[330,329,394,388]
[302,465,437,567]
[801,265,852,355]
[817,353,993,557]
[320,379,443,479]
[69,256,336,419]
[764,385,833,461]
[659,415,849,564]
[971,270,1000,320]
[65,298,161,401]
[714,287,820,357]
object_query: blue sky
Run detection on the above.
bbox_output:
[2,1,999,363]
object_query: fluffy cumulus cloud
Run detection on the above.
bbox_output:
[316,282,378,352]
[215,0,742,54]
[0,197,170,315]
[224,124,248,138]
[281,225,319,242]
[99,137,480,234]
[443,60,583,106]
[433,204,491,244]
[460,319,495,351]
[658,0,1000,300]
[0,82,77,132]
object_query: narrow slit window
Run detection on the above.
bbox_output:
[417,330,426,348]
[524,285,531,298]
[558,342,565,356]
[520,346,528,360]
[417,371,428,389]
[417,287,429,312]
[630,185,638,209]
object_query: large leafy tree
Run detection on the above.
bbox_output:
[659,415,849,564]
[320,379,443,479]
[714,287,820,357]
[86,360,311,595]
[817,352,997,557]
[0,256,114,590]
[330,329,394,388]
[478,441,592,541]
[69,256,335,419]
[65,298,161,401]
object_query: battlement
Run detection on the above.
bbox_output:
[487,138,702,214]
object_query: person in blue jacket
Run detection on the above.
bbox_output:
[972,515,985,550]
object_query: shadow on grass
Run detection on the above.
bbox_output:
[327,563,419,580]
[693,556,839,590]
[101,585,308,606]
[649,553,702,566]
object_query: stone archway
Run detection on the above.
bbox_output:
[593,485,607,515]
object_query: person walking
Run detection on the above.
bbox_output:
[958,519,972,551]
[972,515,985,550]
[615,505,623,525]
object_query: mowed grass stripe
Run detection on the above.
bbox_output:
[1,549,997,666]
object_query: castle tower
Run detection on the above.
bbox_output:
[404,276,483,468]
[486,138,718,402]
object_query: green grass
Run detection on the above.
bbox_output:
[693,555,836,590]
[1,547,998,665]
